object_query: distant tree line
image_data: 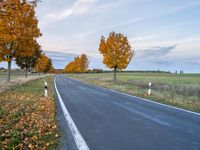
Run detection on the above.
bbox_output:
[65,69,172,74]
[174,70,184,74]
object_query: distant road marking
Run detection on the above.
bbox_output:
[54,78,90,150]
[65,76,200,116]
[113,101,171,126]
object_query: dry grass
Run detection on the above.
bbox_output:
[0,75,48,93]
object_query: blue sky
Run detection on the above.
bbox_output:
[1,0,200,72]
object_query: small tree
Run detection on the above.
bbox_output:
[15,43,41,77]
[99,32,134,80]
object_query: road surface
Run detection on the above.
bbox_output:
[55,75,200,150]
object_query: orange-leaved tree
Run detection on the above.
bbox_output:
[0,0,41,82]
[44,58,54,73]
[79,54,89,72]
[15,41,41,77]
[35,54,53,73]
[63,61,76,73]
[63,54,89,73]
[99,32,134,80]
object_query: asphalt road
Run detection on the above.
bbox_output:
[55,75,200,150]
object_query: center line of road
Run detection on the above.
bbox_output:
[54,78,90,150]
[112,101,171,127]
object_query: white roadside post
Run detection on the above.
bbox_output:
[148,82,152,96]
[44,81,48,97]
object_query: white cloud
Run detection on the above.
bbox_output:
[41,0,98,25]
[131,35,200,62]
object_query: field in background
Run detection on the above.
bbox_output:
[68,73,200,112]
[0,71,41,82]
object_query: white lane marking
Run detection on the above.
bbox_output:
[112,101,171,126]
[110,89,200,116]
[66,77,200,116]
[54,78,90,150]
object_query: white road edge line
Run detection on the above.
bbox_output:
[54,78,90,150]
[110,89,200,116]
[66,77,200,116]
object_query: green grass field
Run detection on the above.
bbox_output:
[68,73,200,112]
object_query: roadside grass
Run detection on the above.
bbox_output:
[0,76,59,149]
[67,73,200,113]
[0,75,47,94]
[0,73,41,81]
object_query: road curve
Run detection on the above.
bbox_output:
[55,75,200,150]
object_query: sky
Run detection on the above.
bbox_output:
[1,0,200,73]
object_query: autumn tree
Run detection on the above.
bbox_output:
[79,54,89,72]
[35,54,53,73]
[99,32,134,80]
[15,42,41,77]
[63,54,89,73]
[44,58,53,73]
[63,61,76,73]
[0,0,41,82]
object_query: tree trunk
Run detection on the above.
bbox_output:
[25,67,28,78]
[114,67,117,81]
[7,61,11,82]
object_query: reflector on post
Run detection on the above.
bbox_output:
[44,81,48,97]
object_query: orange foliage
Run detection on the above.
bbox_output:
[99,32,134,70]
[0,0,41,62]
[35,54,53,73]
[0,77,59,149]
[63,54,89,73]
[63,61,76,73]
[0,0,41,81]
[99,32,134,80]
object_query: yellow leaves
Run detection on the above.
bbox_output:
[99,36,106,53]
[63,61,76,73]
[99,32,134,70]
[32,135,38,141]
[0,91,59,149]
[34,53,53,73]
[0,0,41,62]
[63,53,89,73]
